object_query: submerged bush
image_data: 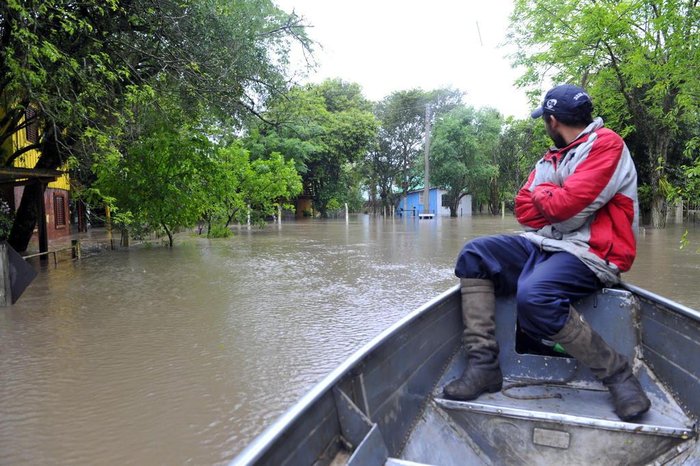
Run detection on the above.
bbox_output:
[207,224,233,238]
[0,200,14,241]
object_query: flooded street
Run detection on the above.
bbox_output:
[1,216,699,465]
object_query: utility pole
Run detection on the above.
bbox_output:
[422,105,432,216]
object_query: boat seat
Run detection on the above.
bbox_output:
[497,287,638,385]
[428,288,697,465]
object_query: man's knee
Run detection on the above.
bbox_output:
[455,235,520,278]
[459,235,501,256]
[455,237,491,279]
[516,285,568,338]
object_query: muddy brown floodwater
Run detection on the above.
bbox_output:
[1,216,698,464]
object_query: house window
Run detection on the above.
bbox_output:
[25,107,39,144]
[54,195,66,227]
[441,194,451,207]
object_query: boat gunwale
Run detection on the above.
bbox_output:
[229,284,462,465]
[622,282,700,322]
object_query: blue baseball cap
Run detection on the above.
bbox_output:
[531,84,593,119]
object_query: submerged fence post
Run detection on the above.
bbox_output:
[0,243,12,306]
[71,240,82,260]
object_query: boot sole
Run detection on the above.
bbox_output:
[443,381,503,401]
[616,400,652,422]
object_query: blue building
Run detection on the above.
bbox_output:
[397,188,472,217]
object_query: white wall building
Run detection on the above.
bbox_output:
[397,188,472,217]
[441,191,472,217]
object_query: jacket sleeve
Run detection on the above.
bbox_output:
[515,169,549,230]
[531,130,623,232]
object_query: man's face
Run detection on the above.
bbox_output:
[544,115,567,149]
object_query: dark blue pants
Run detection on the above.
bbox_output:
[454,234,601,339]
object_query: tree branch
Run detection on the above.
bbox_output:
[5,142,42,166]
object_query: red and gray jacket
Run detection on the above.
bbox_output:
[515,117,638,285]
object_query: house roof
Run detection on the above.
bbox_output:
[0,167,64,185]
[404,187,442,195]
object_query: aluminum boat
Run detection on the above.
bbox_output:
[231,283,699,465]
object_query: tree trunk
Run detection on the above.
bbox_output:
[8,181,44,252]
[8,125,65,252]
[162,223,173,248]
[369,186,377,216]
[649,135,671,229]
[120,228,129,247]
[225,208,239,228]
[488,178,500,215]
[449,192,460,217]
[651,194,667,229]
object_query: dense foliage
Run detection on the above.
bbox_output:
[245,79,378,218]
[492,118,549,213]
[2,0,698,251]
[366,88,463,215]
[430,106,502,216]
[509,0,700,227]
[1,0,309,249]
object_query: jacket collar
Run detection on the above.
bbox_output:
[544,117,604,159]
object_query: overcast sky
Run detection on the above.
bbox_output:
[275,0,533,118]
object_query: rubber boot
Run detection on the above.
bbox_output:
[443,278,503,400]
[551,307,651,421]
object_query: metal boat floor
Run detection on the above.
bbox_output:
[403,385,697,466]
[395,363,698,466]
[435,377,694,438]
[432,349,695,439]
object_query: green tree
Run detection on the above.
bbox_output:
[430,106,502,216]
[241,152,303,225]
[368,88,463,215]
[202,146,302,233]
[198,143,248,236]
[246,79,378,217]
[94,127,302,247]
[509,0,700,228]
[1,0,309,251]
[370,90,425,215]
[493,117,549,212]
[94,125,213,248]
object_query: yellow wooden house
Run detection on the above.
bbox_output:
[0,105,72,245]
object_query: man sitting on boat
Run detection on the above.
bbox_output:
[443,84,651,422]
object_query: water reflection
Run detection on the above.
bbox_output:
[0,216,698,464]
